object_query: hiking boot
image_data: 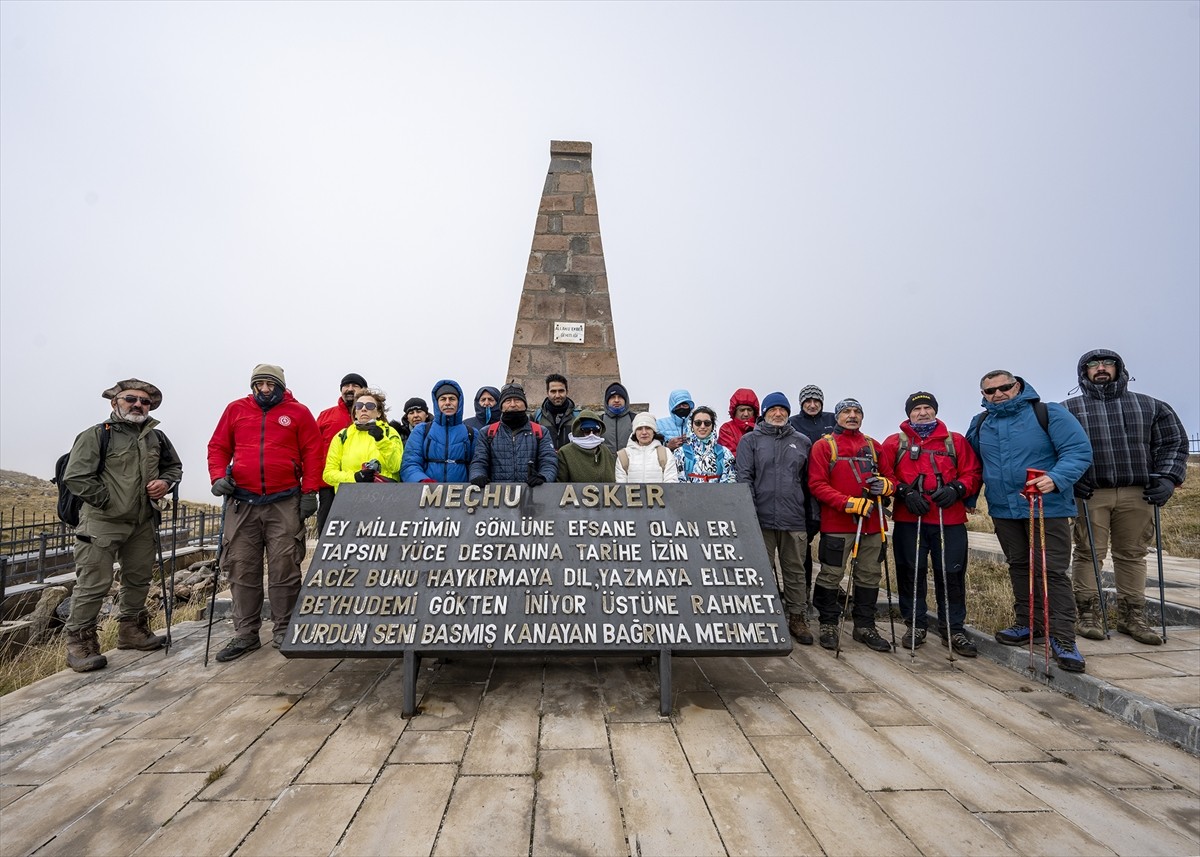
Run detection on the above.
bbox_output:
[65,625,107,672]
[117,611,166,651]
[901,626,927,649]
[215,635,261,663]
[995,624,1042,646]
[852,625,892,652]
[819,623,839,650]
[787,612,814,646]
[1075,595,1106,641]
[1116,597,1163,646]
[1050,637,1086,673]
[943,631,978,658]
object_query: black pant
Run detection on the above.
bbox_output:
[993,516,1076,643]
[892,520,967,633]
[316,486,336,535]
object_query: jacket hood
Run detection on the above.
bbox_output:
[727,388,759,418]
[667,389,694,412]
[430,379,464,426]
[472,385,501,425]
[1076,348,1129,399]
[572,409,604,433]
[981,376,1040,416]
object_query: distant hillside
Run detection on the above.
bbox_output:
[0,469,219,527]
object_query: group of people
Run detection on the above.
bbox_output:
[59,350,1188,677]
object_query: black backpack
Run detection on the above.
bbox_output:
[53,423,111,527]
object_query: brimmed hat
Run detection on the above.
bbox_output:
[250,364,285,388]
[102,378,162,411]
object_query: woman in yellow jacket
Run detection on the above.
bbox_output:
[323,389,404,488]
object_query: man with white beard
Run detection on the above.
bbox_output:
[62,378,183,671]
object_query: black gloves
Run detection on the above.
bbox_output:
[528,474,546,487]
[364,422,384,441]
[930,480,966,509]
[896,484,931,516]
[1074,480,1094,500]
[354,470,373,483]
[300,493,318,519]
[1143,477,1175,507]
[470,475,489,488]
[211,476,236,497]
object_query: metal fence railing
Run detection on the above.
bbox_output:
[1190,433,1200,456]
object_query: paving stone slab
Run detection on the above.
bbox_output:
[533,748,626,857]
[147,694,295,774]
[204,718,335,801]
[0,676,141,745]
[718,690,808,737]
[103,668,211,715]
[0,783,33,809]
[788,647,877,692]
[1,711,146,785]
[131,797,271,857]
[334,763,456,857]
[1050,747,1174,788]
[540,661,607,750]
[37,771,207,856]
[1116,786,1200,842]
[609,722,724,856]
[752,735,918,856]
[121,678,253,739]
[696,771,821,856]
[596,659,664,723]
[461,666,540,775]
[837,691,930,727]
[1104,740,1200,792]
[694,656,771,695]
[671,655,716,692]
[744,651,816,684]
[0,738,178,857]
[879,725,1047,812]
[772,686,925,792]
[237,782,369,856]
[1084,653,1187,681]
[1002,761,1198,855]
[1013,689,1152,743]
[388,730,469,764]
[245,650,339,695]
[1111,675,1200,707]
[873,789,1020,856]
[1137,649,1200,673]
[407,682,485,730]
[299,669,409,783]
[433,775,534,857]
[976,811,1118,856]
[673,691,763,774]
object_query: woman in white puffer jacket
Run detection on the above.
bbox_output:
[616,412,679,483]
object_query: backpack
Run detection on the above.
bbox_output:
[894,434,958,469]
[486,421,543,440]
[53,424,112,527]
[967,400,1050,447]
[617,446,669,475]
[819,432,879,477]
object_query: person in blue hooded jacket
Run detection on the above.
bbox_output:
[966,370,1092,673]
[656,388,694,452]
[401,380,475,483]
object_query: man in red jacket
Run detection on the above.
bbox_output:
[880,392,983,656]
[207,364,323,660]
[808,398,895,652]
[315,372,368,532]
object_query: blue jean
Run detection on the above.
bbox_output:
[892,520,968,633]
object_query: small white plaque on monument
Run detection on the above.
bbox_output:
[553,322,585,344]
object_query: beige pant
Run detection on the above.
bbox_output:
[815,531,883,590]
[760,528,809,615]
[1072,487,1154,601]
[222,496,305,637]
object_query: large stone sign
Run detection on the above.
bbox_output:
[285,483,790,714]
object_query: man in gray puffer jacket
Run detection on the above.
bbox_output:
[735,391,813,645]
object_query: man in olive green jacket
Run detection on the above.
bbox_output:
[63,378,183,671]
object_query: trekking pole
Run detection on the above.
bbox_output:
[153,510,169,652]
[1022,469,1046,675]
[204,496,229,667]
[928,460,955,662]
[1080,499,1110,639]
[910,477,923,660]
[162,486,179,653]
[1150,473,1168,641]
[1026,492,1037,674]
[835,511,866,659]
[875,497,898,651]
[1037,493,1052,676]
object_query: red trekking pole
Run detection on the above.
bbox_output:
[1022,468,1052,676]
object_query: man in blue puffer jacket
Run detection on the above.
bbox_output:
[657,388,694,452]
[470,383,557,486]
[401,380,475,483]
[966,370,1092,672]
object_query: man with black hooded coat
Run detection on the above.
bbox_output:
[1063,348,1188,645]
[463,386,501,433]
[470,383,558,486]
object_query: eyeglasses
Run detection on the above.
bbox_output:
[120,395,153,406]
[691,420,713,428]
[1085,359,1116,368]
[578,427,603,436]
[355,402,379,411]
[982,381,1018,396]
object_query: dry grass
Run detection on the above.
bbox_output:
[964,557,1017,634]
[0,600,206,696]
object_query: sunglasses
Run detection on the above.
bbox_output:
[691,420,713,428]
[120,395,153,406]
[1085,359,1116,368]
[982,381,1018,396]
[578,426,603,436]
[354,402,379,411]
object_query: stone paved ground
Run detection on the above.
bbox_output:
[2,612,1198,857]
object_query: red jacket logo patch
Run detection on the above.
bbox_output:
[278,415,292,426]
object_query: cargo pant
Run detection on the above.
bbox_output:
[222,495,304,639]
[759,528,809,615]
[68,512,157,631]
[1072,487,1155,601]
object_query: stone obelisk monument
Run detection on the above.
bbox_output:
[505,141,619,409]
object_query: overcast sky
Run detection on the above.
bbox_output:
[2,0,1197,504]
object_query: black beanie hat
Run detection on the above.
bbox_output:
[499,383,528,407]
[404,397,428,413]
[904,391,939,416]
[341,373,368,389]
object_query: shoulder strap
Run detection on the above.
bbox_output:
[821,433,838,473]
[1032,399,1050,434]
[894,434,909,468]
[656,446,668,470]
[486,423,499,439]
[97,423,112,477]
[530,422,544,439]
[617,449,629,471]
[338,428,349,444]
